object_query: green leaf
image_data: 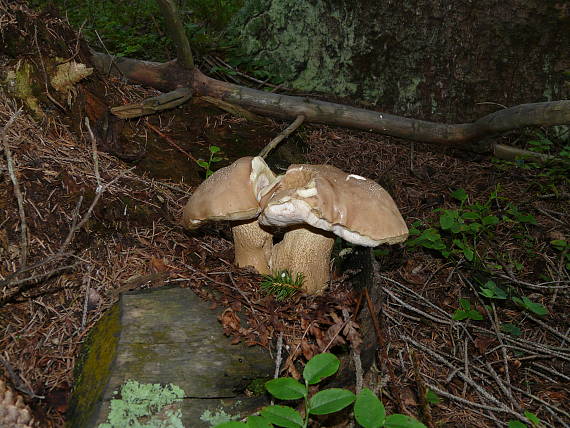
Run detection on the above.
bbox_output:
[425,389,441,405]
[303,353,340,385]
[508,421,528,428]
[211,156,223,162]
[308,388,355,415]
[501,323,522,336]
[459,298,471,311]
[209,145,221,153]
[462,246,475,261]
[260,405,303,428]
[196,160,209,168]
[513,296,548,316]
[265,378,307,400]
[354,388,385,428]
[461,211,480,220]
[479,281,507,300]
[215,422,247,428]
[247,415,274,428]
[551,239,568,250]
[440,211,459,230]
[384,413,428,428]
[451,188,468,202]
[452,310,469,321]
[467,310,484,321]
[524,411,541,425]
[482,215,500,226]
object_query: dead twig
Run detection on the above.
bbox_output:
[1,108,28,266]
[411,351,435,428]
[363,288,404,414]
[259,115,305,158]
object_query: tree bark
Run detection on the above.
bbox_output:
[155,0,194,69]
[91,52,570,147]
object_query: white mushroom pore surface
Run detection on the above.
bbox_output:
[259,164,409,294]
[181,156,277,274]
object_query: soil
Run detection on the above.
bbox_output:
[1,2,568,428]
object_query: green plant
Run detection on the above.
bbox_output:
[500,323,522,337]
[452,298,484,321]
[214,353,427,428]
[508,410,543,428]
[407,188,536,268]
[479,280,507,300]
[551,239,570,270]
[512,296,548,316]
[99,380,185,428]
[260,270,304,301]
[197,145,223,178]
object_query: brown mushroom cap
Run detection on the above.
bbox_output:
[259,164,408,245]
[182,156,276,229]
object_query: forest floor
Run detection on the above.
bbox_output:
[1,2,569,427]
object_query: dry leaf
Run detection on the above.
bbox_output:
[149,256,168,273]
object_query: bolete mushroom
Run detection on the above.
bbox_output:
[181,156,277,274]
[259,164,408,294]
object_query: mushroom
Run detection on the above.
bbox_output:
[259,164,408,294]
[181,156,277,274]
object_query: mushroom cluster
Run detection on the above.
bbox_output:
[182,157,408,294]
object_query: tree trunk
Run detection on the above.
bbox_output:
[232,0,569,121]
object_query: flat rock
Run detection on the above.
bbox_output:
[68,286,273,427]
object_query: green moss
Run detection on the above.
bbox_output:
[5,62,44,118]
[67,304,121,428]
[245,377,270,396]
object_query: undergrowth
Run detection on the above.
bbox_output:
[30,0,244,60]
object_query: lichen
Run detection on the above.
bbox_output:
[67,304,121,428]
[199,409,241,427]
[98,380,185,428]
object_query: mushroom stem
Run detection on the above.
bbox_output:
[269,226,335,295]
[232,219,273,274]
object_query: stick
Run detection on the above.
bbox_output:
[274,331,284,379]
[146,122,199,162]
[1,108,28,266]
[411,351,435,428]
[81,266,93,329]
[259,115,305,158]
[84,117,102,191]
[364,288,404,413]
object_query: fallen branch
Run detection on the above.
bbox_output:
[90,52,570,149]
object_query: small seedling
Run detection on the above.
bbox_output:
[512,296,548,316]
[551,239,570,270]
[479,281,508,300]
[452,298,484,321]
[197,145,223,178]
[508,410,543,428]
[214,353,426,428]
[260,270,304,301]
[501,323,522,337]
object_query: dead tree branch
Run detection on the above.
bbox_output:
[90,52,570,150]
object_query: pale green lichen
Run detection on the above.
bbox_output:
[99,380,185,428]
[199,409,241,427]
